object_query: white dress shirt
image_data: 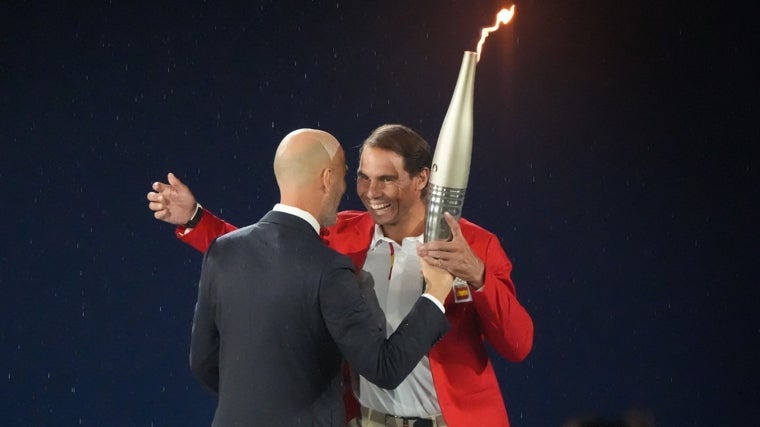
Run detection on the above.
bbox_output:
[357,225,442,417]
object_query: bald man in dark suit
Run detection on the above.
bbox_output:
[189,128,452,426]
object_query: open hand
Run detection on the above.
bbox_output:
[146,172,198,225]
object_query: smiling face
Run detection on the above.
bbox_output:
[356,146,428,237]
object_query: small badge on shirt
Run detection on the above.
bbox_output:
[453,277,473,303]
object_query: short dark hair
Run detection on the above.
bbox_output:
[359,124,432,197]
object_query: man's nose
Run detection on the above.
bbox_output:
[366,179,382,198]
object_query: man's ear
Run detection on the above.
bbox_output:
[415,167,430,191]
[320,167,333,193]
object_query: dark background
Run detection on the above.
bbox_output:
[1,1,757,426]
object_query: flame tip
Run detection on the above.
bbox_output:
[475,4,516,61]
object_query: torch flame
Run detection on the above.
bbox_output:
[475,5,516,62]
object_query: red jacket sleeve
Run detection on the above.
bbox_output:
[463,220,534,362]
[175,209,238,253]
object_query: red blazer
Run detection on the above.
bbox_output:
[178,210,534,427]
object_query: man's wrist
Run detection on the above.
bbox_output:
[184,203,204,228]
[467,263,486,289]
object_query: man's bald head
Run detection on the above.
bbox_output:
[273,128,346,227]
[274,129,342,188]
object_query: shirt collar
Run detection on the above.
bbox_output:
[370,224,423,248]
[273,203,321,235]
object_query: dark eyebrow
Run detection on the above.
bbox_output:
[355,171,397,181]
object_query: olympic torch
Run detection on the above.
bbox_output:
[424,4,515,242]
[424,5,515,303]
[424,50,477,243]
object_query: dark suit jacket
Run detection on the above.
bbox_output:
[190,210,449,426]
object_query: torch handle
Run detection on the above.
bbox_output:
[424,184,466,242]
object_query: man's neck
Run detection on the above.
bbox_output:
[380,207,426,245]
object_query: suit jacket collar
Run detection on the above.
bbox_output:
[260,210,322,241]
[272,203,320,234]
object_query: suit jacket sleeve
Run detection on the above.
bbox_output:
[189,240,221,394]
[469,230,534,362]
[176,208,238,253]
[320,254,450,390]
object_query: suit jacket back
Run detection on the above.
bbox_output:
[190,210,448,426]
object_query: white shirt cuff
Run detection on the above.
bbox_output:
[421,294,445,313]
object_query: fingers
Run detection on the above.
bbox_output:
[147,193,171,211]
[417,248,445,271]
[419,253,448,273]
[152,181,169,192]
[148,200,167,212]
[443,212,463,239]
[167,172,185,188]
[146,191,162,202]
[420,258,452,281]
[153,209,170,220]
[149,173,192,225]
[418,213,460,255]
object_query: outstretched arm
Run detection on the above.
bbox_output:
[147,172,238,253]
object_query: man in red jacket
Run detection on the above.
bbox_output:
[148,124,534,427]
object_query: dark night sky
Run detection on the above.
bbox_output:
[1,1,757,426]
